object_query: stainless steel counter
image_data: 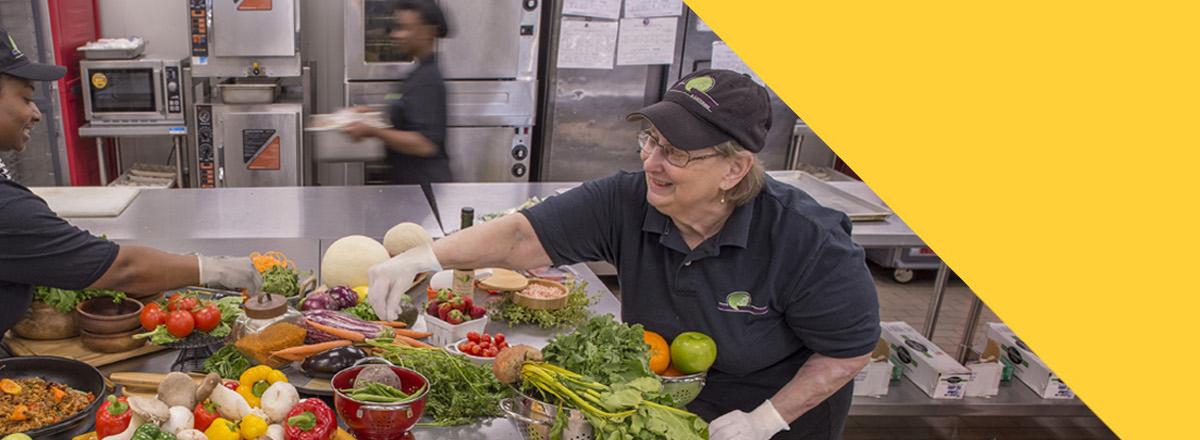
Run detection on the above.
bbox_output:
[69,186,443,241]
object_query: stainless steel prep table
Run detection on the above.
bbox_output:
[68,186,444,241]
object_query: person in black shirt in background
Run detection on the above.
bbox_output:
[345,0,452,195]
[0,28,261,342]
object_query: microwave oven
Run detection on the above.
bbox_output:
[80,58,185,123]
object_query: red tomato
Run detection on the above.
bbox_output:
[166,295,183,311]
[166,310,195,338]
[494,333,506,345]
[479,334,492,345]
[458,343,470,352]
[140,304,167,331]
[178,297,199,312]
[193,305,221,332]
[498,342,510,350]
[466,332,480,343]
[483,347,498,358]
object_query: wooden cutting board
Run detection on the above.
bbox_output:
[3,334,166,367]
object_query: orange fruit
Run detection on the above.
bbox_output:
[644,330,671,374]
[661,365,685,377]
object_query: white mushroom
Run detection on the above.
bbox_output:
[260,382,299,423]
[100,413,143,440]
[257,425,285,440]
[195,373,222,402]
[162,406,195,435]
[208,384,251,420]
[158,372,199,409]
[175,429,209,440]
[128,396,171,425]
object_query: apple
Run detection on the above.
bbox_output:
[670,331,717,374]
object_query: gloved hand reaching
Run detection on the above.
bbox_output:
[198,256,263,292]
[708,400,790,440]
[367,245,442,321]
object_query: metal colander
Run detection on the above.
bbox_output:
[499,393,595,440]
[659,372,706,407]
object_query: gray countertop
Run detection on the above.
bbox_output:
[69,185,444,241]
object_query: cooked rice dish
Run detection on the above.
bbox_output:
[0,377,94,435]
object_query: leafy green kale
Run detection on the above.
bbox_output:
[541,315,655,386]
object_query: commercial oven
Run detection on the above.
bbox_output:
[342,0,541,183]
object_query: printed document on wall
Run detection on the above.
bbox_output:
[617,17,678,65]
[711,41,764,85]
[563,0,622,20]
[624,0,682,17]
[558,19,619,69]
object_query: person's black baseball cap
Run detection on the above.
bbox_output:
[628,69,772,152]
[0,27,66,81]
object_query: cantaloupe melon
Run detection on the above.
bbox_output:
[383,222,433,257]
[321,235,390,287]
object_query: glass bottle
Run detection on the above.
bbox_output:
[232,293,307,368]
[452,207,476,297]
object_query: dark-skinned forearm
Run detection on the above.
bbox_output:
[87,245,199,294]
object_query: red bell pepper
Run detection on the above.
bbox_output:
[193,400,220,432]
[95,395,132,438]
[283,398,335,440]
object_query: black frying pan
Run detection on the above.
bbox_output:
[0,356,108,439]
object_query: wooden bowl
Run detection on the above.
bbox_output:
[76,297,143,334]
[512,279,568,310]
[80,327,147,353]
[12,301,79,340]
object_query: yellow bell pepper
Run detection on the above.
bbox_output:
[238,414,268,440]
[237,365,288,408]
[205,417,240,440]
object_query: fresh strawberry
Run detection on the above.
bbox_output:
[469,305,487,320]
[460,295,474,312]
[447,309,466,325]
[438,302,453,321]
[426,300,441,316]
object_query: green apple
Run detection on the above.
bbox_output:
[670,332,717,374]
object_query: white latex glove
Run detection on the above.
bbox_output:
[198,256,263,292]
[708,400,790,440]
[367,245,442,321]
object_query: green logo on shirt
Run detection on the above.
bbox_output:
[725,291,750,310]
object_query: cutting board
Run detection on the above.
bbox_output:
[28,186,141,217]
[3,334,166,367]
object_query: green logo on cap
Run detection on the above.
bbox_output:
[7,34,22,59]
[685,76,715,93]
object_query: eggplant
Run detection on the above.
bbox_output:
[300,346,367,378]
[300,292,337,311]
[327,286,359,309]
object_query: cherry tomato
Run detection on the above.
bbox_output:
[467,331,480,343]
[165,310,195,338]
[479,334,492,345]
[166,295,183,311]
[494,333,506,345]
[139,303,167,331]
[458,343,470,352]
[192,304,221,332]
[498,342,510,350]
[483,347,498,358]
[179,297,200,312]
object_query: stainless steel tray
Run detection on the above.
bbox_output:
[768,171,893,221]
[77,39,146,60]
[217,82,280,104]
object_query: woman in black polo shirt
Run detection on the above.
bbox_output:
[368,70,881,440]
[344,0,452,193]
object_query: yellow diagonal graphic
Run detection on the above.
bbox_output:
[687,0,1200,438]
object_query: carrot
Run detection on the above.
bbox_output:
[10,404,27,421]
[391,334,432,348]
[390,329,432,339]
[272,340,352,361]
[51,386,66,402]
[306,320,366,342]
[370,321,409,329]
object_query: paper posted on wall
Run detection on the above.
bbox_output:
[617,17,679,65]
[558,19,619,70]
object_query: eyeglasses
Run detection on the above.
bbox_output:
[636,129,720,168]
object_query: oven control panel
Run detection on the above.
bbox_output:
[164,66,182,114]
[195,104,216,188]
[189,0,209,58]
